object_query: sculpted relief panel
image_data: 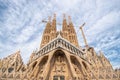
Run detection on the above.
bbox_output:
[70,56,84,80]
[37,56,48,79]
[49,51,72,80]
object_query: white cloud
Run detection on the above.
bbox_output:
[54,0,81,8]
[19,33,42,63]
[87,11,120,36]
[14,26,36,43]
[84,11,120,47]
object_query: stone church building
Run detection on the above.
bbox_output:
[0,14,120,80]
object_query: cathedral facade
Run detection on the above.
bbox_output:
[0,14,120,80]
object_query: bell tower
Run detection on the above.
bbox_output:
[67,16,79,47]
[50,14,57,40]
[40,15,57,48]
[40,17,51,48]
[62,14,79,47]
[62,14,69,40]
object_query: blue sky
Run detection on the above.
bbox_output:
[0,0,120,68]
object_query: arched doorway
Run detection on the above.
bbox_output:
[53,75,65,80]
[47,50,72,80]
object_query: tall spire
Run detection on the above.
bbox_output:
[40,14,57,48]
[68,15,72,24]
[62,13,67,31]
[62,14,68,40]
[40,14,79,48]
[53,13,56,19]
[52,13,56,27]
[67,15,79,47]
[63,13,66,19]
[48,16,51,23]
[51,13,57,40]
[40,16,52,48]
[62,14,79,47]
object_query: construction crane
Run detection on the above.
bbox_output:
[42,20,47,23]
[41,14,62,25]
[41,19,62,26]
[79,23,89,48]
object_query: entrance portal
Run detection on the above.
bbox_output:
[48,50,72,80]
[53,76,65,80]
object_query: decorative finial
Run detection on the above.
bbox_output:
[68,15,72,23]
[53,13,56,19]
[63,13,66,19]
[99,50,104,56]
[16,50,20,54]
[57,31,62,38]
[48,16,51,22]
